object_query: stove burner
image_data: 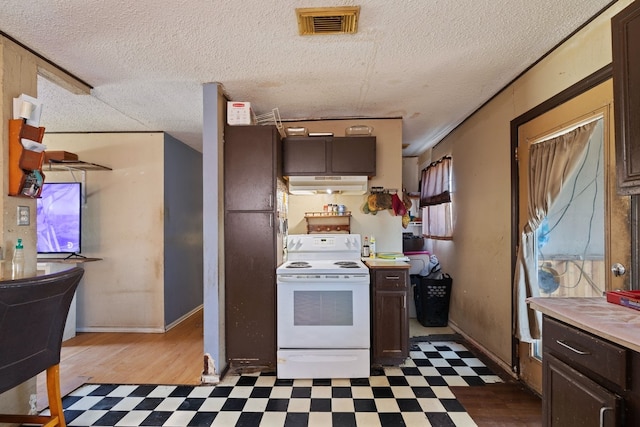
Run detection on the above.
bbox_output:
[286,261,311,269]
[334,261,361,268]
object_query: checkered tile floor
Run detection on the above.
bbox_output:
[44,341,502,427]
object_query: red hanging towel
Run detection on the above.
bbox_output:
[391,193,407,216]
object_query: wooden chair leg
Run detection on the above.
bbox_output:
[0,366,64,427]
[46,364,65,427]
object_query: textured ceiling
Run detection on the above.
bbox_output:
[0,1,612,155]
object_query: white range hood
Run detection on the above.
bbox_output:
[287,175,368,195]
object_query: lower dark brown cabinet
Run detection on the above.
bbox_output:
[544,353,621,426]
[370,266,409,365]
[542,316,627,426]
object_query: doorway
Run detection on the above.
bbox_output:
[514,78,631,394]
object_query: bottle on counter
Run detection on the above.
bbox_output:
[12,238,24,279]
[362,236,370,257]
[369,236,376,258]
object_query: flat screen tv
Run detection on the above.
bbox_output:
[36,182,82,255]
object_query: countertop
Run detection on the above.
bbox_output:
[528,296,640,353]
[0,263,78,282]
[364,259,410,269]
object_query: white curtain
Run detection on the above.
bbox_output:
[420,156,453,239]
[422,202,453,239]
[514,122,597,342]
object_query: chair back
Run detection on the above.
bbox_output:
[0,267,84,394]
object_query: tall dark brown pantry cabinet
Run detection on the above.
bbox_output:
[224,125,284,372]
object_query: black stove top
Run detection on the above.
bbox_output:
[334,261,361,268]
[286,261,312,269]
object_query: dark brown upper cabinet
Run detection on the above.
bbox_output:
[283,136,376,176]
[613,1,640,195]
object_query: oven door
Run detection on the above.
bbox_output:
[277,276,370,349]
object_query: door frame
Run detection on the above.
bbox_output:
[509,64,639,376]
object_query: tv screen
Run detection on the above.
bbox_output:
[36,182,82,254]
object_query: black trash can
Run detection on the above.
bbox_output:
[412,274,453,327]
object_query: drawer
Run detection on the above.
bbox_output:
[374,269,408,290]
[543,316,628,390]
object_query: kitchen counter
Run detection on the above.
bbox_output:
[364,259,410,269]
[528,296,640,353]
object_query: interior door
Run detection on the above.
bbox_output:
[516,79,631,394]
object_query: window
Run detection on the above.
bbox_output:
[420,156,453,239]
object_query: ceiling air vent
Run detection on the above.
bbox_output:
[296,6,360,35]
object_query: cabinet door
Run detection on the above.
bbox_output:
[225,125,278,210]
[225,211,276,367]
[331,137,376,176]
[543,353,621,427]
[613,2,640,194]
[282,137,328,175]
[373,289,408,365]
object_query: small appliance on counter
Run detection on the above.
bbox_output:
[403,233,425,252]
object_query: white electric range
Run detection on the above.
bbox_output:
[276,234,370,379]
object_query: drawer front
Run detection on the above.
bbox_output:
[374,269,408,290]
[543,316,628,389]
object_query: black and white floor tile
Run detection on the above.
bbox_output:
[43,341,502,427]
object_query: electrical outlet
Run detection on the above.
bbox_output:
[17,206,29,226]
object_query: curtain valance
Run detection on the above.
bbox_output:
[420,156,451,207]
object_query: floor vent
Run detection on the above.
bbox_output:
[296,6,360,35]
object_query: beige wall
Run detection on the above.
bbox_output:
[1,39,40,277]
[426,0,633,368]
[0,35,41,417]
[43,133,166,331]
[285,118,404,253]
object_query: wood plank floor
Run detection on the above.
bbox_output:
[451,382,542,427]
[37,308,204,410]
[38,308,542,426]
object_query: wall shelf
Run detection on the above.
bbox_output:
[44,159,112,171]
[37,257,102,263]
[304,211,351,233]
[8,119,46,197]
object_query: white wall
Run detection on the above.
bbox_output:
[43,133,166,331]
[284,118,404,253]
[423,0,633,367]
[402,157,419,193]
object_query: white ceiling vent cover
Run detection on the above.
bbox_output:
[296,6,360,35]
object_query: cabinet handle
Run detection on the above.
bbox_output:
[269,194,273,208]
[600,406,613,427]
[556,340,590,355]
[385,275,400,280]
